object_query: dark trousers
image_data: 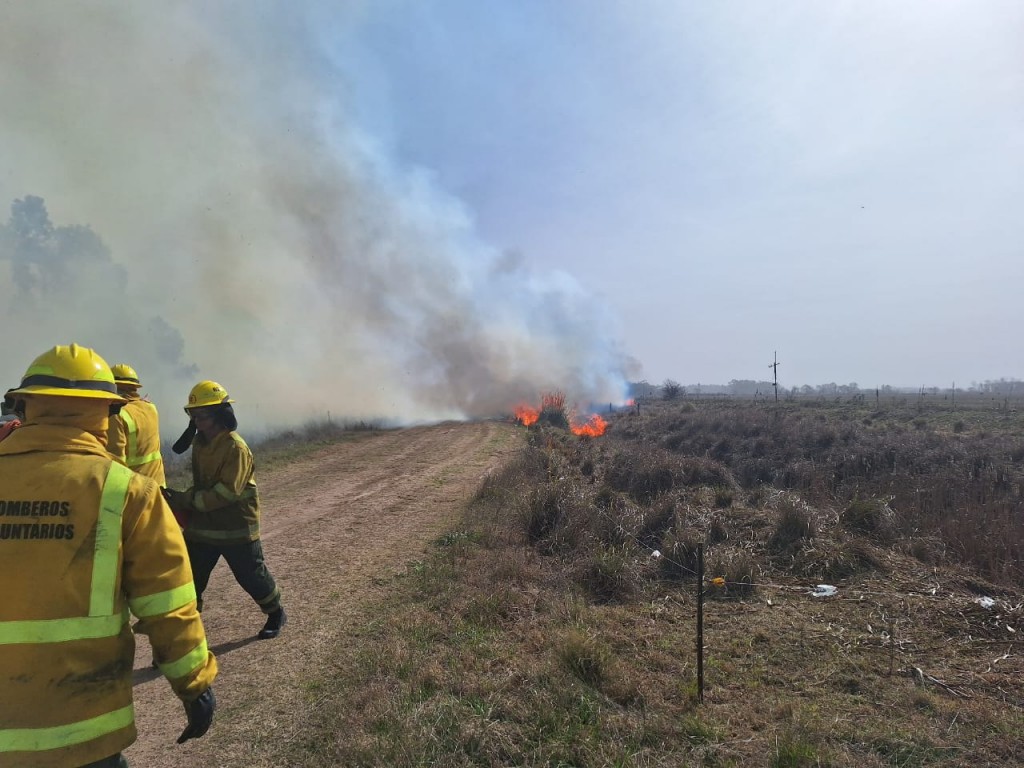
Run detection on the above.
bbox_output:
[81,754,128,768]
[185,538,281,614]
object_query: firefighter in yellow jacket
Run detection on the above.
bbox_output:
[106,363,166,486]
[0,344,217,768]
[164,380,286,640]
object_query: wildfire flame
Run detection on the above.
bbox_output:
[570,414,607,437]
[514,405,539,426]
[512,395,607,437]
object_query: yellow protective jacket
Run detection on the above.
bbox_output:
[0,401,217,768]
[184,429,260,545]
[106,394,166,486]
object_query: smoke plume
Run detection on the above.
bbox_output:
[0,3,631,429]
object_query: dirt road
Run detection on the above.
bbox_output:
[125,420,520,767]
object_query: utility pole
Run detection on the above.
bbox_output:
[769,351,780,403]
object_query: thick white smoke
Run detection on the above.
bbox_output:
[0,2,632,430]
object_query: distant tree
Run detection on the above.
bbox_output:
[1,195,121,295]
[662,379,683,400]
[628,380,657,400]
[729,379,767,396]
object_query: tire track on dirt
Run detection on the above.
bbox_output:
[125,420,520,767]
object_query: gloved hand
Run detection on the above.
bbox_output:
[177,687,216,744]
[161,487,192,512]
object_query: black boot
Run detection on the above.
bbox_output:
[257,607,286,640]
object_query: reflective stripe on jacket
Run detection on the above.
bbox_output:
[185,430,261,544]
[0,417,217,768]
[107,397,166,486]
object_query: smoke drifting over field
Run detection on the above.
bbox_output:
[0,3,631,428]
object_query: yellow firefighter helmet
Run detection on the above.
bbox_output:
[111,363,141,387]
[12,344,125,401]
[185,380,234,411]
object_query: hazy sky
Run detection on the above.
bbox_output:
[2,2,1022,427]
[335,0,1024,390]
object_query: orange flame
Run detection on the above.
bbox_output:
[570,414,607,437]
[514,404,539,426]
[512,391,607,437]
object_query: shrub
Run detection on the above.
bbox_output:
[576,547,634,603]
[662,379,683,400]
[747,486,770,507]
[559,629,612,687]
[521,485,564,544]
[658,528,701,580]
[711,437,733,462]
[605,449,678,503]
[792,537,883,580]
[770,731,820,767]
[638,499,677,550]
[679,457,737,489]
[707,516,729,544]
[713,485,734,508]
[841,497,896,541]
[708,550,757,599]
[471,447,549,507]
[593,484,619,510]
[678,714,721,745]
[769,499,815,554]
[538,391,570,429]
[904,535,946,565]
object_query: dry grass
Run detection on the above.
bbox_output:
[162,418,384,487]
[261,399,1024,766]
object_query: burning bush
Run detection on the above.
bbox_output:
[514,405,539,426]
[538,391,569,429]
[512,391,608,437]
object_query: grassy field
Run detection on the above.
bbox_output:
[231,398,1024,766]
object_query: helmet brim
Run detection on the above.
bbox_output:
[184,398,235,412]
[13,384,126,402]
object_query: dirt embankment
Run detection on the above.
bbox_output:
[126,420,519,767]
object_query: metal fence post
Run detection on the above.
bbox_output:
[697,542,704,703]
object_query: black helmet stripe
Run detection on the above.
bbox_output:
[20,374,119,394]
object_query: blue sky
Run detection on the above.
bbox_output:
[1,2,1022,425]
